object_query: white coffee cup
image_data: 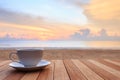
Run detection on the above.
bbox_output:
[9,49,43,67]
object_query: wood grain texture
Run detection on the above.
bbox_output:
[82,60,120,80]
[98,60,120,71]
[0,66,13,80]
[104,59,120,66]
[37,60,54,80]
[64,60,87,80]
[0,64,9,72]
[0,59,120,80]
[72,59,104,80]
[89,60,120,78]
[20,72,40,80]
[54,60,70,80]
[3,71,25,80]
[113,60,120,63]
[0,60,10,67]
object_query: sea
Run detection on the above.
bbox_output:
[0,41,120,49]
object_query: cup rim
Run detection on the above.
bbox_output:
[17,49,44,51]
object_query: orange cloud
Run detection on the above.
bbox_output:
[84,0,120,20]
[82,23,120,36]
[0,21,81,40]
[0,22,54,40]
[0,22,49,32]
[58,0,120,36]
[81,0,120,36]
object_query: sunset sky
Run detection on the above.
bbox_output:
[0,0,120,41]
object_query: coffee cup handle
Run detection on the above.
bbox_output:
[9,52,19,62]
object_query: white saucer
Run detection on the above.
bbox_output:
[9,60,51,71]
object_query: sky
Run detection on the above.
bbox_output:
[0,0,120,41]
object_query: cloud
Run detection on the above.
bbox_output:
[56,0,120,35]
[0,21,81,40]
[83,0,120,31]
[84,0,120,20]
[0,8,82,40]
[70,28,91,40]
[81,0,120,36]
[0,8,45,27]
[70,28,120,41]
[79,28,90,37]
[99,29,108,36]
[1,27,120,41]
[0,3,120,41]
[0,33,20,41]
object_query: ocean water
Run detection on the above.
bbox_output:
[0,41,120,49]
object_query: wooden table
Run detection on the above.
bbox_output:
[0,59,120,80]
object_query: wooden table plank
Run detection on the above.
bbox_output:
[98,60,120,71]
[82,60,120,80]
[54,60,70,80]
[0,60,12,80]
[0,66,14,80]
[89,60,120,78]
[37,60,54,80]
[3,71,25,80]
[104,59,120,66]
[20,72,40,80]
[0,60,10,67]
[0,60,11,73]
[72,59,104,80]
[113,60,120,63]
[0,64,10,72]
[0,59,120,80]
[64,60,87,80]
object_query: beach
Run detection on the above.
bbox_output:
[0,49,120,60]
